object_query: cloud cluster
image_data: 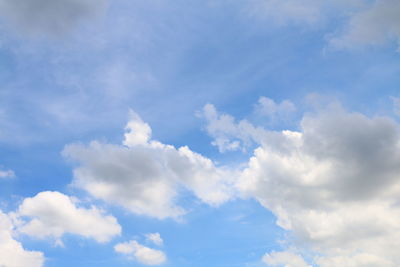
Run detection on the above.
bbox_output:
[16,191,121,243]
[0,210,44,267]
[204,100,400,266]
[115,239,167,265]
[0,0,108,36]
[64,111,235,219]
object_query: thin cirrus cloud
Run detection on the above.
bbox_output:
[63,111,236,219]
[0,210,44,267]
[0,0,108,36]
[15,191,121,244]
[248,0,400,49]
[115,239,167,266]
[0,168,15,179]
[202,98,400,266]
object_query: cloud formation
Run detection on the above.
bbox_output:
[145,233,163,246]
[0,210,44,267]
[64,111,235,219]
[263,251,311,267]
[204,100,400,266]
[16,191,121,243]
[115,239,167,265]
[0,0,108,35]
[0,168,15,179]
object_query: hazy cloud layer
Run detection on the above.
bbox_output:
[0,168,15,179]
[0,0,108,35]
[64,111,235,219]
[249,0,400,49]
[0,211,44,267]
[205,101,400,266]
[115,239,167,265]
[16,191,121,243]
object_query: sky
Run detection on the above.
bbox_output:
[0,0,400,266]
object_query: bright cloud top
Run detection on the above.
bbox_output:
[115,239,167,266]
[203,99,400,266]
[0,210,44,267]
[63,111,235,219]
[16,191,121,243]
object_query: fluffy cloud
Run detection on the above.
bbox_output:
[115,239,167,265]
[0,210,44,267]
[63,111,235,219]
[0,0,108,35]
[16,191,121,243]
[0,168,15,179]
[263,251,311,267]
[205,101,400,266]
[145,233,163,246]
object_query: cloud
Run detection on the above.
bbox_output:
[262,250,311,267]
[63,111,235,219]
[247,0,400,49]
[254,97,296,120]
[204,101,400,265]
[392,97,400,116]
[0,210,44,267]
[16,191,121,243]
[0,168,15,179]
[199,103,266,152]
[330,0,400,49]
[115,239,167,266]
[0,0,108,36]
[145,233,163,246]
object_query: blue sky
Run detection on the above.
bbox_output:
[1,1,400,266]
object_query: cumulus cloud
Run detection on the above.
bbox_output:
[0,210,44,267]
[115,239,167,265]
[63,111,235,219]
[199,103,266,152]
[145,233,163,246]
[16,191,121,243]
[0,168,15,179]
[0,0,108,36]
[204,101,400,266]
[263,250,311,267]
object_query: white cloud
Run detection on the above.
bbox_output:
[16,191,121,243]
[0,168,15,179]
[115,240,167,265]
[0,210,44,267]
[0,0,108,36]
[199,103,265,152]
[145,233,163,246]
[63,111,235,219]
[263,251,311,267]
[254,97,296,119]
[330,0,400,49]
[204,101,400,265]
